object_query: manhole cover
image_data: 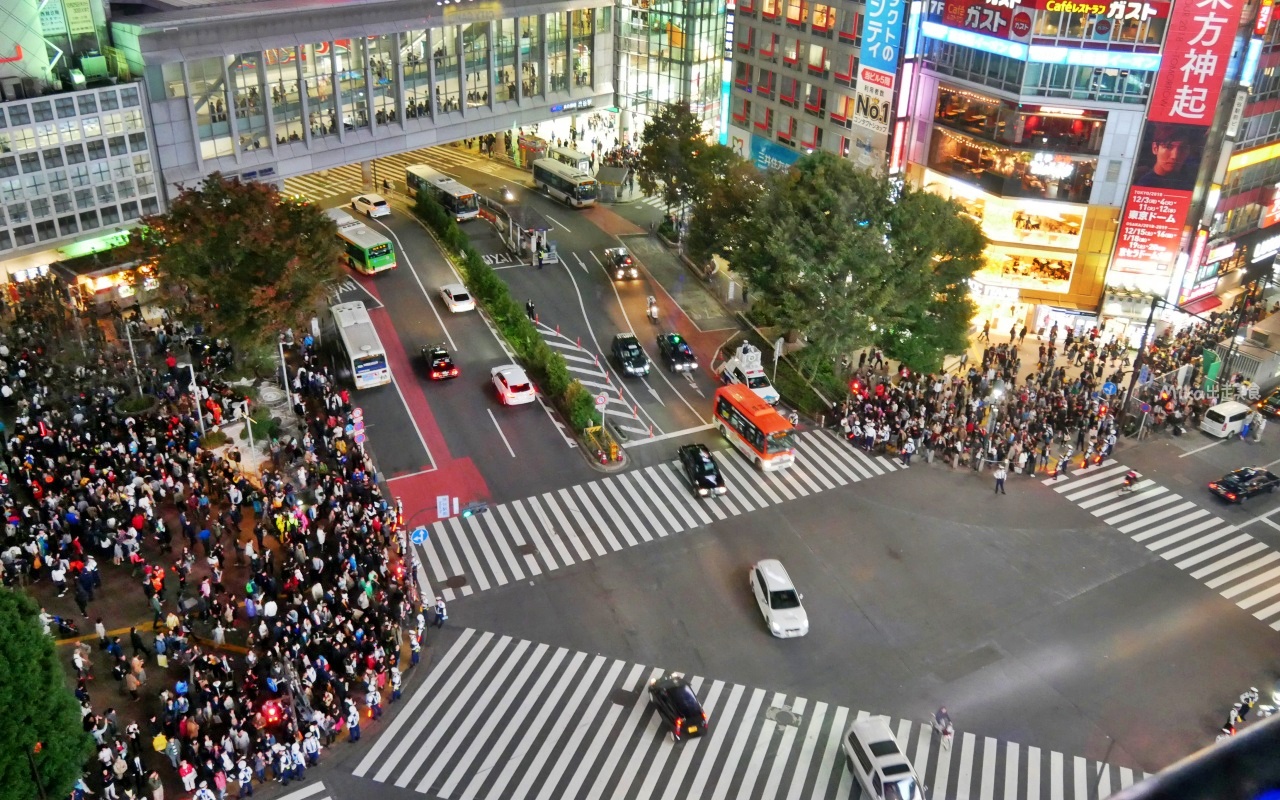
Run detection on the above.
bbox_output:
[610,688,640,706]
[765,706,801,727]
[443,575,469,589]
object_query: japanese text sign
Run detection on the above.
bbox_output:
[1148,0,1243,125]
[864,0,908,75]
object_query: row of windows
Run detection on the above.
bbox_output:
[732,96,826,148]
[744,0,856,43]
[0,111,147,153]
[0,198,160,251]
[1238,106,1280,151]
[0,154,153,201]
[1223,152,1280,197]
[0,86,141,129]
[0,134,151,177]
[2,176,156,223]
[922,41,1153,104]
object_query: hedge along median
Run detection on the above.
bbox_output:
[413,193,602,432]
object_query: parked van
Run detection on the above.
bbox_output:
[1201,400,1253,438]
[841,715,926,800]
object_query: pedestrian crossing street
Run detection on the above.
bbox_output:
[414,429,903,602]
[1046,462,1280,629]
[353,628,1148,800]
[281,145,485,201]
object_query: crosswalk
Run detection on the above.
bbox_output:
[282,145,484,201]
[276,782,332,800]
[353,628,1147,800]
[538,322,658,439]
[414,429,903,602]
[1046,462,1280,629]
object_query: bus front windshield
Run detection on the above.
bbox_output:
[354,353,387,374]
[456,193,479,213]
[578,181,599,201]
[765,430,795,455]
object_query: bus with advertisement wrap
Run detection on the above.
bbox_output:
[713,383,796,471]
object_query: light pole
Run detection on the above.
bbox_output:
[178,362,206,437]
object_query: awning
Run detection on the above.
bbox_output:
[1180,295,1223,315]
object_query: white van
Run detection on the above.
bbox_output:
[842,716,926,800]
[1201,400,1253,438]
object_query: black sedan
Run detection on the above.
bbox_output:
[1258,388,1280,418]
[605,247,639,280]
[1209,467,1280,503]
[657,333,698,373]
[648,673,709,742]
[422,345,459,380]
[678,443,727,497]
[611,333,650,377]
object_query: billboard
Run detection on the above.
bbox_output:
[1112,0,1241,277]
[854,0,907,137]
[925,0,1169,41]
[750,135,801,172]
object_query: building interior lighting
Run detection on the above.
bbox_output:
[923,21,1160,70]
[1228,140,1280,172]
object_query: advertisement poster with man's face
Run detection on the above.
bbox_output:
[1111,0,1242,277]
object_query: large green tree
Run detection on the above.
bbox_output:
[725,151,984,372]
[685,148,766,265]
[0,590,93,800]
[132,173,343,347]
[635,102,708,211]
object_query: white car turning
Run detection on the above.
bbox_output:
[440,283,476,313]
[491,365,536,405]
[749,559,809,637]
[350,193,391,218]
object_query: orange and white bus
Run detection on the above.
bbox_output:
[713,384,796,471]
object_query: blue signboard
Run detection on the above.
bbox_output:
[1102,382,1117,396]
[750,135,800,172]
[863,0,907,77]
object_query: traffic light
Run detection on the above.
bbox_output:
[461,502,489,518]
[849,378,864,396]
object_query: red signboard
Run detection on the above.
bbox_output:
[928,0,1170,40]
[1262,184,1280,229]
[1112,0,1242,276]
[1113,187,1193,274]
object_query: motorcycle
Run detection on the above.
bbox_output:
[1118,471,1139,494]
[646,296,659,323]
[502,186,515,203]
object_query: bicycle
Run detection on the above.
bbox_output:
[931,713,954,750]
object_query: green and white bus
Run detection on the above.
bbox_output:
[405,164,480,221]
[330,301,391,390]
[325,208,397,274]
[532,158,598,207]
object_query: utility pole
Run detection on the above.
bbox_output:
[1122,294,1162,425]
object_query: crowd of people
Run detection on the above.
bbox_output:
[0,287,426,800]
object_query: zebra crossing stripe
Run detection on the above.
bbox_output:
[275,782,329,800]
[1051,460,1280,632]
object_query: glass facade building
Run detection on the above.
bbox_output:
[616,0,727,135]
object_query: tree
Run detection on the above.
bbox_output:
[131,174,343,348]
[685,149,766,265]
[725,151,984,372]
[635,103,707,211]
[0,589,93,800]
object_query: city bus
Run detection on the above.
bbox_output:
[330,301,391,389]
[325,208,397,274]
[713,383,796,471]
[549,145,592,171]
[404,164,480,221]
[531,158,598,207]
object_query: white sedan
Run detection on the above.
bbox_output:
[749,559,809,638]
[440,283,476,313]
[350,193,391,218]
[491,365,536,405]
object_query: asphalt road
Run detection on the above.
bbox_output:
[288,148,1280,800]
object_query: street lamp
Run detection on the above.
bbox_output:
[177,362,206,438]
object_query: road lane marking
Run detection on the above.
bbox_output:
[574,251,589,273]
[372,214,457,351]
[487,408,517,458]
[544,213,571,232]
[620,422,716,447]
[1179,438,1229,456]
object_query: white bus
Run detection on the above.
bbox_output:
[330,301,391,389]
[532,158,598,207]
[405,164,480,221]
[325,208,397,274]
[549,146,592,171]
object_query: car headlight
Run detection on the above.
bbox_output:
[698,488,709,496]
[770,621,782,633]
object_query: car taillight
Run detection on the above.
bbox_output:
[1229,493,1238,500]
[451,368,459,376]
[674,717,683,730]
[701,711,708,722]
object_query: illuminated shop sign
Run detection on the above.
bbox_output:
[1253,233,1280,263]
[920,21,1160,68]
[854,0,908,139]
[1112,0,1241,277]
[1041,0,1158,17]
[1029,153,1075,179]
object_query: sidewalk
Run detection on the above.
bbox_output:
[621,234,742,332]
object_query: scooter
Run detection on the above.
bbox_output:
[502,186,515,203]
[646,296,659,324]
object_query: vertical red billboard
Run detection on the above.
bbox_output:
[1111,0,1242,276]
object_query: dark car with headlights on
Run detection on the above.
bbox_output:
[1209,467,1280,503]
[648,673,709,742]
[611,333,650,377]
[1258,387,1280,418]
[678,443,726,497]
[605,247,639,280]
[657,333,698,373]
[422,345,459,380]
